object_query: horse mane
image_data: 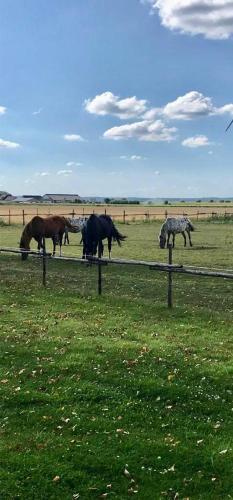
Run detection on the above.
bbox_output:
[186,218,195,231]
[20,220,33,249]
[63,217,80,232]
[159,221,167,237]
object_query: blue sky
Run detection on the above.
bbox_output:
[0,0,233,198]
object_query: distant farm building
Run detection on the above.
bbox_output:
[0,191,15,202]
[12,195,42,203]
[43,194,82,203]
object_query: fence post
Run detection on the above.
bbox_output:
[72,209,75,218]
[42,237,47,287]
[8,209,11,226]
[97,242,102,295]
[123,210,126,224]
[104,208,107,215]
[22,209,25,226]
[167,244,173,308]
[197,210,199,221]
[165,209,168,219]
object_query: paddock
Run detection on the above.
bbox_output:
[0,220,233,498]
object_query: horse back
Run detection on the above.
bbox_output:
[30,215,67,238]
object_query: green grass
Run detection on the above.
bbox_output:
[0,222,233,499]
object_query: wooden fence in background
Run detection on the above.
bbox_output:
[1,207,233,225]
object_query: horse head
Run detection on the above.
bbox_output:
[19,226,31,260]
[159,233,166,249]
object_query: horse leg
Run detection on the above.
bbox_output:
[82,238,86,259]
[167,232,171,248]
[172,233,175,248]
[59,232,63,256]
[52,236,56,256]
[64,232,69,245]
[182,231,187,247]
[36,237,43,253]
[108,237,112,259]
[93,242,98,256]
[187,230,193,247]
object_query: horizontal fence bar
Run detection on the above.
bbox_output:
[85,256,233,279]
[1,211,233,219]
[1,247,233,280]
[0,247,47,256]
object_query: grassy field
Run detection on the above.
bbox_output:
[0,221,233,499]
[0,201,233,224]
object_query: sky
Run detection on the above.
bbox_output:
[0,0,233,198]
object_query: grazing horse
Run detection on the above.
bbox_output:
[63,217,88,245]
[19,215,78,260]
[82,214,126,258]
[158,217,194,249]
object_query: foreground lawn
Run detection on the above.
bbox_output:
[0,222,233,499]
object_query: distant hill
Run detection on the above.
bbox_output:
[83,196,233,203]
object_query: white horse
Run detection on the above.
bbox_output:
[158,217,194,249]
[64,217,88,245]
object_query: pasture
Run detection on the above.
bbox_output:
[0,220,233,499]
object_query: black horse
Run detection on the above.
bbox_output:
[82,214,126,258]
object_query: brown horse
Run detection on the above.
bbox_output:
[19,215,78,260]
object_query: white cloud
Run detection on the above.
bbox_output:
[120,155,147,160]
[216,103,233,115]
[64,134,84,142]
[154,170,160,175]
[57,169,73,176]
[144,91,233,121]
[0,138,20,149]
[104,119,177,142]
[130,155,144,160]
[182,135,211,148]
[24,178,35,184]
[35,172,50,177]
[143,0,233,40]
[85,91,147,119]
[0,106,6,115]
[66,161,82,167]
[32,108,43,115]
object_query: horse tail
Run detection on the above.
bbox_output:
[111,223,127,246]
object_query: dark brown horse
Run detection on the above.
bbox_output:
[82,214,126,258]
[19,215,77,260]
